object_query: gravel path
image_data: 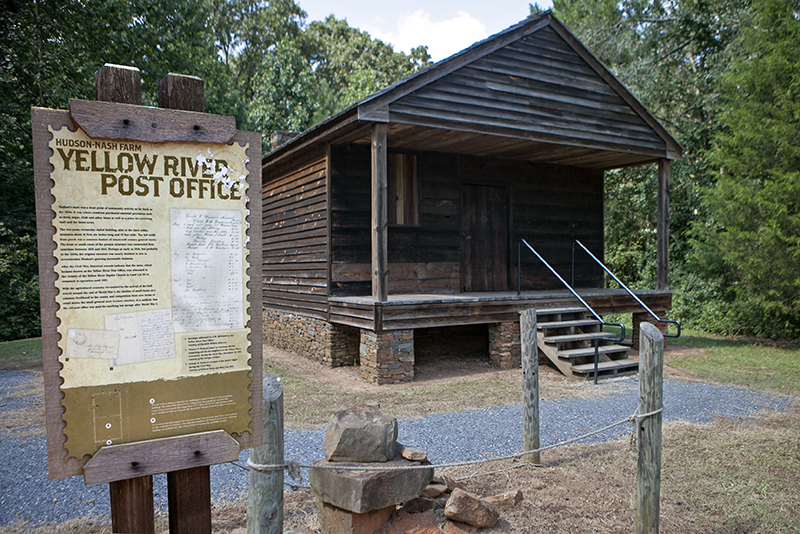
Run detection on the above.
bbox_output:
[0,369,792,526]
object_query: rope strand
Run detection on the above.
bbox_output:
[243,407,662,475]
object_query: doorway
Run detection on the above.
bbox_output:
[461,185,509,292]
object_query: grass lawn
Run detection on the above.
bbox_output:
[668,329,800,396]
[0,338,43,371]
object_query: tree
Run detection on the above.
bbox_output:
[0,0,232,340]
[247,37,319,151]
[213,0,305,121]
[693,0,800,337]
[548,0,746,290]
[304,16,431,122]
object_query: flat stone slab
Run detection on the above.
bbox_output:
[310,457,434,514]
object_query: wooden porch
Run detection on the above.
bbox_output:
[328,288,671,332]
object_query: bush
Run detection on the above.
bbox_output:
[0,223,40,341]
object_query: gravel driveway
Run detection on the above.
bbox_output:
[0,369,791,526]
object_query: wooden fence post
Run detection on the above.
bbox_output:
[248,375,284,534]
[520,309,540,464]
[637,322,664,534]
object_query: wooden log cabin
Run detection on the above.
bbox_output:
[261,12,682,383]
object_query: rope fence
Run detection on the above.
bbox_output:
[240,407,662,482]
[245,319,667,534]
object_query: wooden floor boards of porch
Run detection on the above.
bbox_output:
[328,288,672,331]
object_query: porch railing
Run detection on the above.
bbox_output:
[571,239,681,339]
[517,238,624,383]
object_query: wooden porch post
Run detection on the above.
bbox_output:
[371,123,388,303]
[656,159,670,291]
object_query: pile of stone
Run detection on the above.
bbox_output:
[309,404,523,534]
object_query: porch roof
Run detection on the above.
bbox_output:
[262,12,682,172]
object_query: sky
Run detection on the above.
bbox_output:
[296,0,554,62]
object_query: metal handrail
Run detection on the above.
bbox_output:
[518,238,625,384]
[572,239,681,338]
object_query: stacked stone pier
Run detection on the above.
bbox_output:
[309,404,434,534]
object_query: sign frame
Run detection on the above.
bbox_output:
[32,94,263,482]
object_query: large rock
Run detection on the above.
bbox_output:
[325,404,398,463]
[310,456,434,514]
[444,489,499,528]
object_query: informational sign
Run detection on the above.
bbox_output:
[33,108,261,473]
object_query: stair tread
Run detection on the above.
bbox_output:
[557,344,629,358]
[537,319,600,330]
[535,307,589,316]
[544,332,615,343]
[571,359,639,373]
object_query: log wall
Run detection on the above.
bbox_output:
[262,149,329,318]
[329,145,604,297]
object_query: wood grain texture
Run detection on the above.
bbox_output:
[96,64,141,105]
[83,430,240,485]
[236,128,265,451]
[328,146,604,297]
[520,309,540,464]
[110,476,155,534]
[168,466,212,534]
[262,14,681,171]
[327,289,672,331]
[371,123,388,302]
[261,157,329,318]
[31,107,85,480]
[248,375,285,534]
[158,73,204,112]
[69,99,236,144]
[637,322,664,534]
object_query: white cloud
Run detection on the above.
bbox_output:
[374,10,489,62]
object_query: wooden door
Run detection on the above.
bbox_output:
[461,185,509,292]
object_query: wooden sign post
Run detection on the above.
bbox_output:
[32,64,263,533]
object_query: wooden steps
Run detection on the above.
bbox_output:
[543,332,614,344]
[557,344,631,359]
[535,307,638,379]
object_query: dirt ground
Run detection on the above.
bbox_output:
[259,344,800,534]
[2,342,798,533]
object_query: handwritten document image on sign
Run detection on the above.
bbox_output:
[105,309,176,366]
[170,209,244,333]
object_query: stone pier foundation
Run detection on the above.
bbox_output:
[488,321,521,368]
[359,330,415,384]
[262,309,360,366]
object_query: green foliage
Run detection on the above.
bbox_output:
[552,0,747,291]
[0,223,40,341]
[0,0,431,340]
[547,0,799,339]
[247,38,319,152]
[304,16,431,122]
[691,0,800,339]
[214,0,305,122]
